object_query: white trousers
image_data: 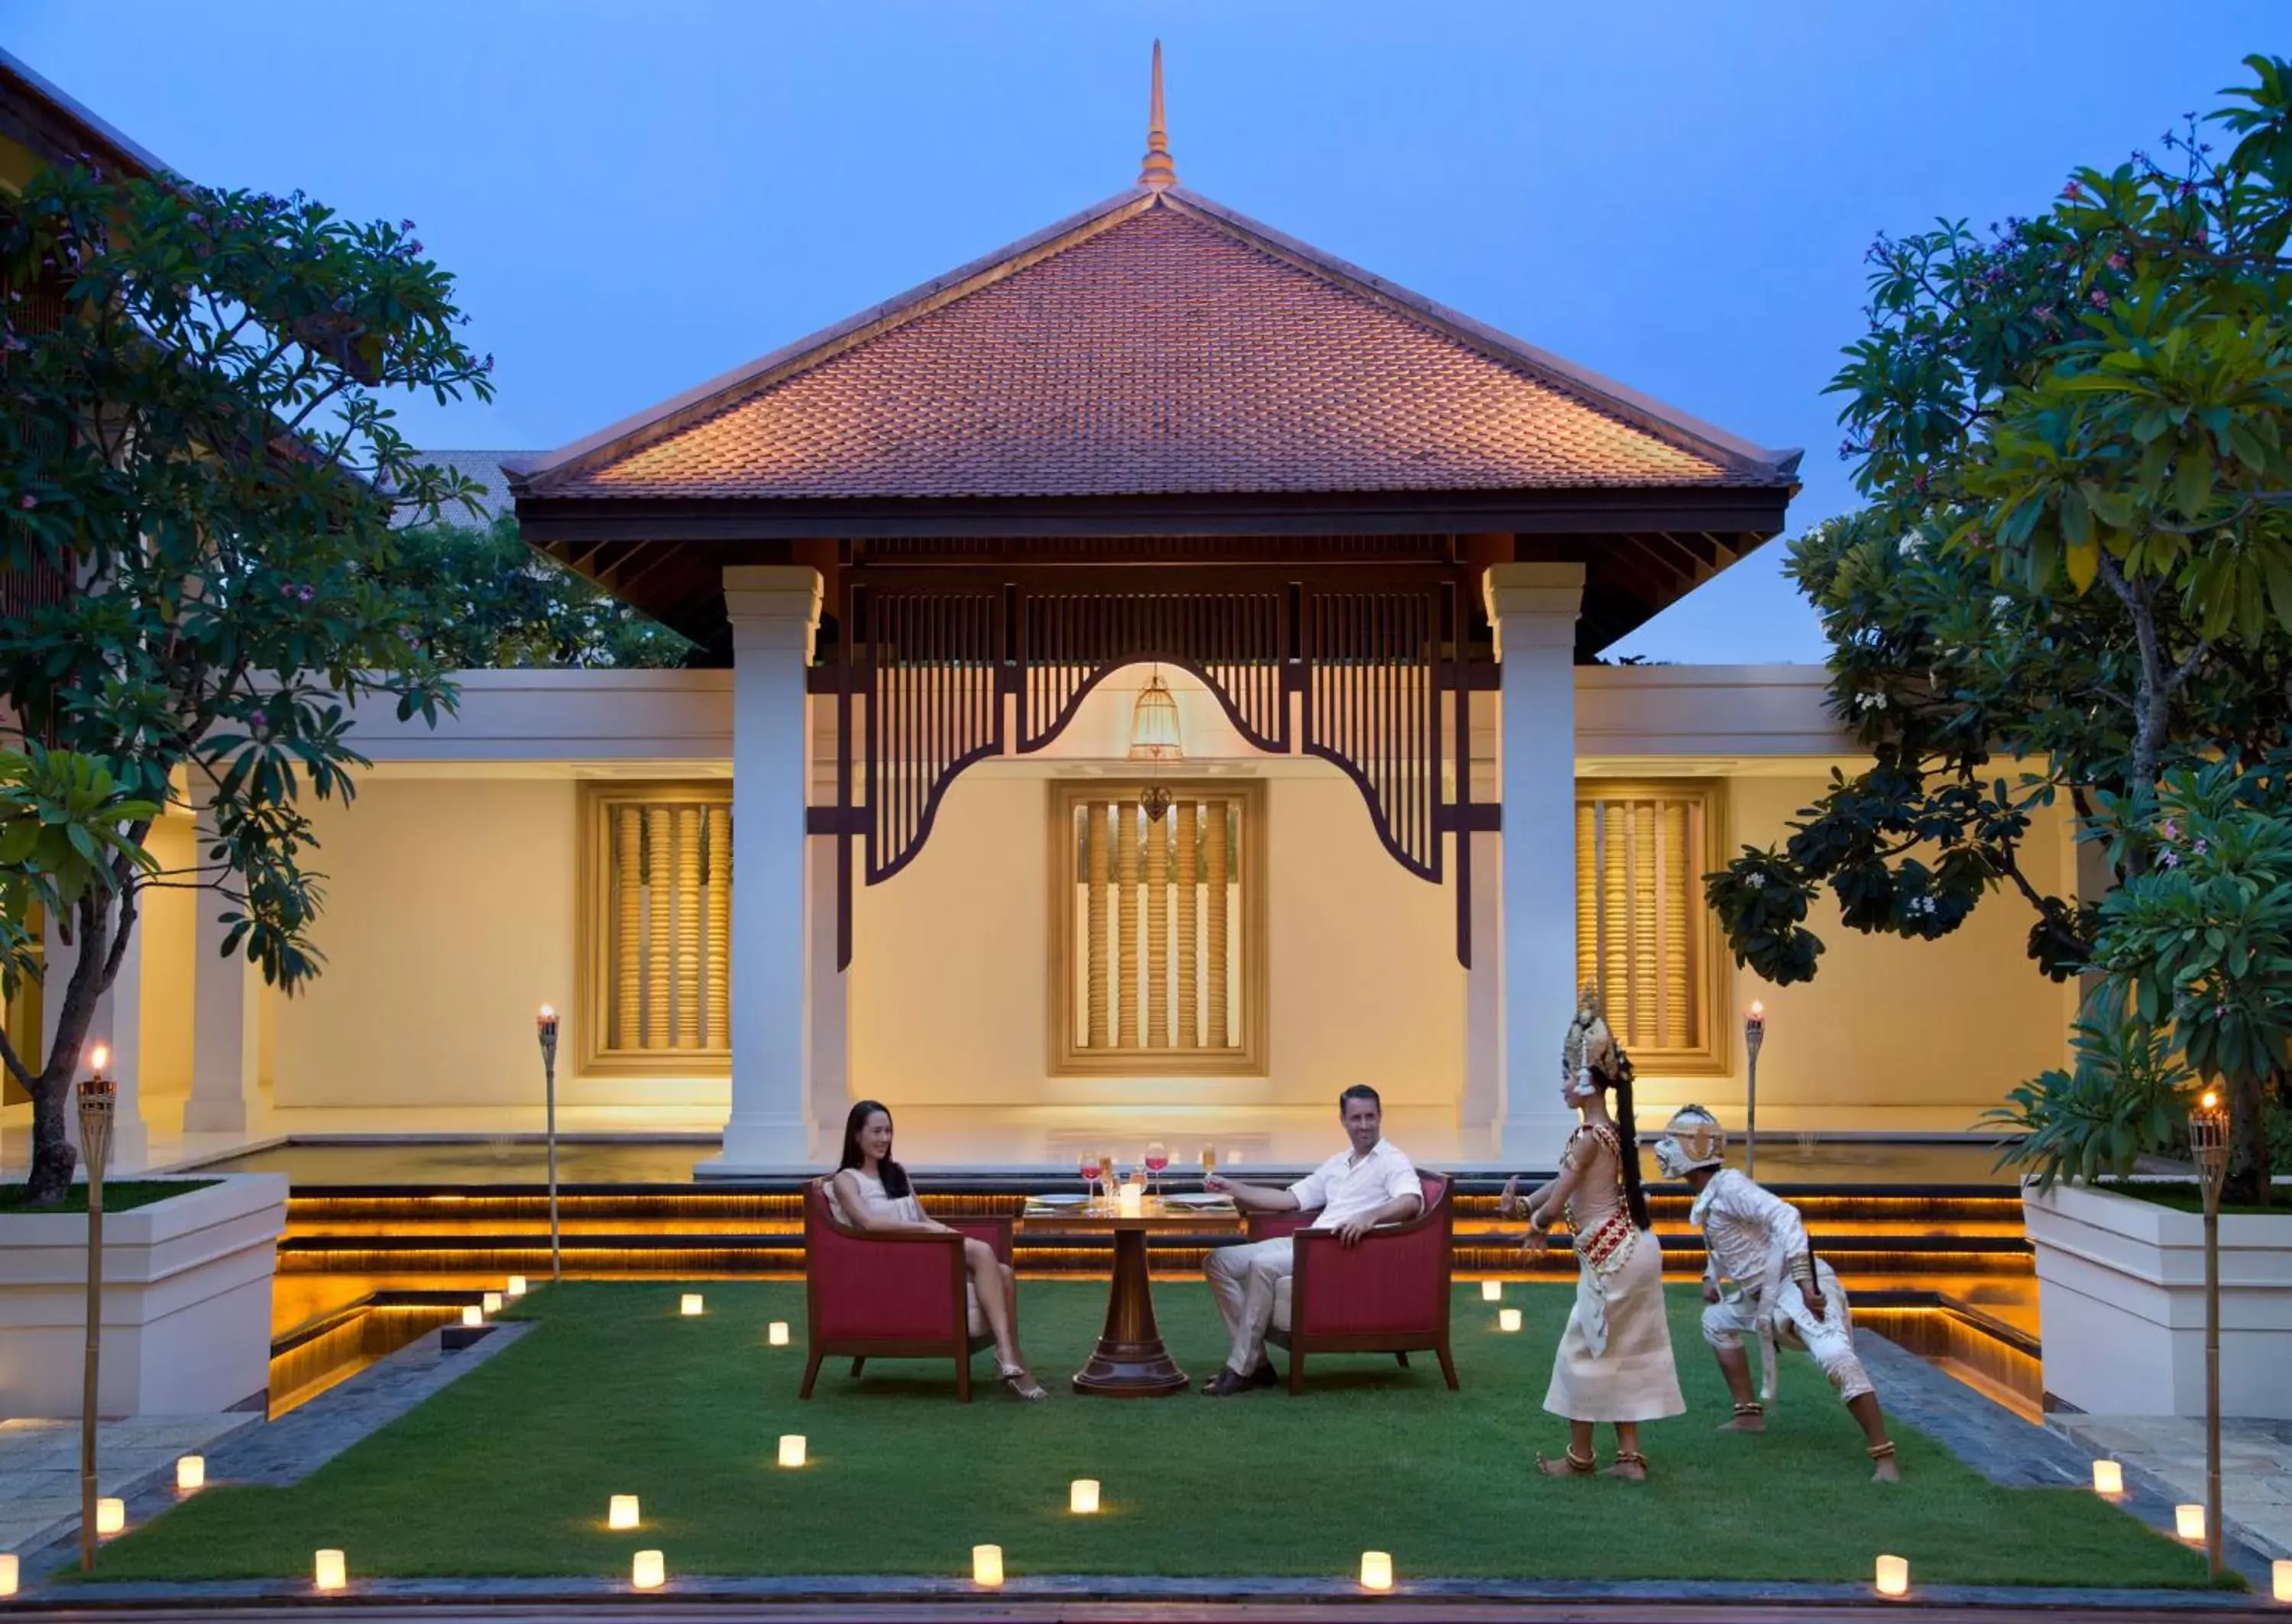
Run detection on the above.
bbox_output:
[1701,1262,1874,1404]
[1204,1236,1293,1375]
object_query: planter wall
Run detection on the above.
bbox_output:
[0,1174,287,1418]
[2025,1181,2292,1419]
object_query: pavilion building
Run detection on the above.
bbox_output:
[1,50,2080,1175]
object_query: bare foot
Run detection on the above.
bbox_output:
[1603,1453,1649,1482]
[1871,1454,1901,1483]
[1716,1413,1766,1434]
[1536,1449,1594,1477]
[1498,1175,1520,1219]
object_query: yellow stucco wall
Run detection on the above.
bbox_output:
[847,762,1464,1113]
[269,779,579,1108]
[1627,775,2079,1131]
[134,814,195,1100]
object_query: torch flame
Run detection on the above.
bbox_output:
[1749,1001,1764,1018]
[87,1043,109,1074]
[2200,1090,2219,1111]
[538,1004,555,1021]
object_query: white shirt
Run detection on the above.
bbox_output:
[1287,1138,1421,1231]
[1690,1167,1809,1299]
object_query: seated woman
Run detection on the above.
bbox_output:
[826,1100,1048,1401]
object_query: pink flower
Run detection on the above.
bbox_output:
[2106,252,2127,270]
[2090,290,2109,309]
[2062,180,2083,199]
[16,494,34,510]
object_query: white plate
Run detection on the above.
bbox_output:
[1164,1192,1229,1208]
[1032,1193,1090,1206]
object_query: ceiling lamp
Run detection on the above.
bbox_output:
[1128,668,1183,820]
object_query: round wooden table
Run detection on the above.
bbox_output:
[1020,1195,1242,1397]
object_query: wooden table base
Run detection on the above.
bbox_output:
[1071,1224,1190,1396]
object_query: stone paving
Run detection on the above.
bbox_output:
[0,1412,257,1558]
[2051,1413,2292,1561]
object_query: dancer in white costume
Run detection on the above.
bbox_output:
[1500,988,1682,1481]
[1653,1105,1901,1482]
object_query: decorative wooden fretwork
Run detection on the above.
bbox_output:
[1575,781,1727,1074]
[578,783,732,1076]
[1050,781,1267,1075]
[833,554,1485,971]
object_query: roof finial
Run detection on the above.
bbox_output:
[1138,40,1177,190]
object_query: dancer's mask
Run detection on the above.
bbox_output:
[1654,1105,1727,1178]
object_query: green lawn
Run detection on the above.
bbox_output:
[89,1280,2207,1587]
[0,1179,217,1215]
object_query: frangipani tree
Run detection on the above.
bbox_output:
[1,161,491,1202]
[1709,54,2292,1199]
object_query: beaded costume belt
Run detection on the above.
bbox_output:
[1575,1209,1637,1276]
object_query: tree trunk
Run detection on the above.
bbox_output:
[23,1070,77,1205]
[2226,1069,2271,1208]
[17,891,121,1207]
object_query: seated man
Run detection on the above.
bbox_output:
[1198,1084,1423,1397]
[1653,1105,1901,1482]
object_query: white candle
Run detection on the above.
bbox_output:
[507,1275,528,1297]
[2273,1559,2290,1603]
[1480,1279,1502,1302]
[1117,1182,1144,1217]
[680,1293,704,1317]
[2176,1503,2205,1541]
[314,1548,346,1592]
[1874,1554,1908,1598]
[608,1494,639,1530]
[0,1554,17,1597]
[632,1550,665,1590]
[1360,1551,1393,1591]
[461,1303,483,1327]
[96,1497,125,1535]
[483,1291,503,1315]
[768,1321,790,1347]
[1070,1478,1100,1514]
[778,1435,807,1468]
[1497,1307,1522,1333]
[176,1454,206,1492]
[2091,1460,2122,1496]
[973,1544,1004,1587]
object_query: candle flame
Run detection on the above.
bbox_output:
[2200,1090,2219,1111]
[1748,1001,1764,1018]
[538,1004,555,1021]
[87,1043,109,1073]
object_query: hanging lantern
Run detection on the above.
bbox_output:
[1129,669,1183,822]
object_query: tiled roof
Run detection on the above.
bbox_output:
[520,192,1793,503]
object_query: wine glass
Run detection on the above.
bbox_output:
[1144,1140,1170,1198]
[1078,1150,1103,1205]
[1199,1144,1219,1192]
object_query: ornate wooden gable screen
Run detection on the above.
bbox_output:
[827,544,1492,972]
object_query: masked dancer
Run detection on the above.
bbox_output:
[1653,1105,1899,1482]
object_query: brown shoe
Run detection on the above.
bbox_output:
[1202,1367,1261,1397]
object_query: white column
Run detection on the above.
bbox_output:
[700,565,823,1175]
[1484,562,1585,1166]
[185,809,259,1135]
[1461,825,1504,1151]
[804,821,849,1146]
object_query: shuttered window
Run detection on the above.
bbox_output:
[578,784,732,1076]
[1575,781,1726,1073]
[1050,781,1267,1076]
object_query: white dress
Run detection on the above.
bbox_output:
[827,1168,987,1337]
[1540,1124,1685,1424]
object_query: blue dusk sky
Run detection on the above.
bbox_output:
[8,2,2282,661]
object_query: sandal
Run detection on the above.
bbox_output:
[999,1364,1049,1401]
[1604,1449,1649,1482]
[1536,1447,1597,1477]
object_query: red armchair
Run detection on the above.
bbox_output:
[1245,1170,1457,1393]
[799,1180,1012,1402]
